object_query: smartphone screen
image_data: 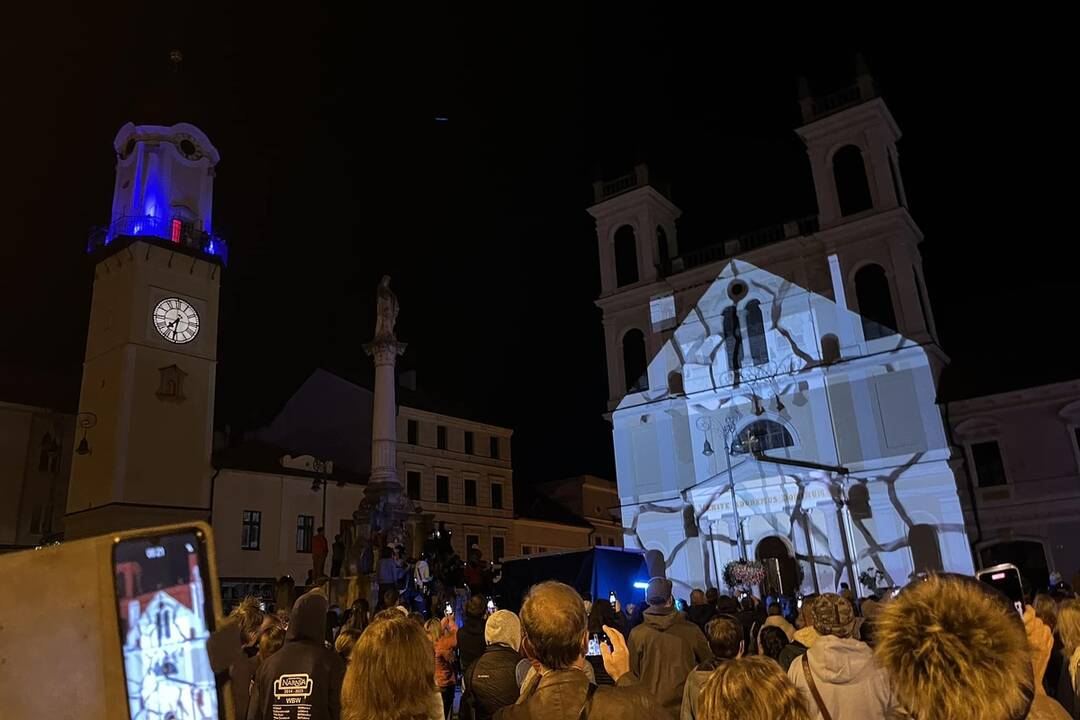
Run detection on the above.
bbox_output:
[608,591,616,605]
[113,529,220,720]
[445,602,454,616]
[486,599,495,613]
[586,636,601,656]
[977,563,1025,615]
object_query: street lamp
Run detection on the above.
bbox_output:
[697,408,747,561]
[75,412,98,456]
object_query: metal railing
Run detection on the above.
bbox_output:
[87,214,228,264]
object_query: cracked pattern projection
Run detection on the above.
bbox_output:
[613,259,973,596]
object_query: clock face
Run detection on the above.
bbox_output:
[153,297,200,344]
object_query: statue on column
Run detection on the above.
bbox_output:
[374,275,399,341]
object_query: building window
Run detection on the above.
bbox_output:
[492,536,505,562]
[242,510,261,550]
[608,537,615,546]
[623,329,648,392]
[466,534,480,554]
[722,306,742,371]
[491,482,504,510]
[746,300,769,366]
[614,225,639,287]
[407,470,421,500]
[593,536,599,545]
[521,545,532,555]
[464,478,477,506]
[464,431,474,455]
[833,145,873,216]
[855,264,898,340]
[436,474,450,503]
[971,441,1007,487]
[490,436,500,459]
[296,515,314,553]
[536,546,548,554]
[38,432,60,473]
[732,420,794,455]
[437,425,447,450]
[407,419,419,445]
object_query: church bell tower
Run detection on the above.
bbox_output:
[65,122,226,539]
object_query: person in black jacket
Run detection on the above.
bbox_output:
[248,590,345,720]
[685,589,718,636]
[459,595,489,674]
[461,610,523,720]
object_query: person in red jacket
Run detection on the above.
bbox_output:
[427,615,459,719]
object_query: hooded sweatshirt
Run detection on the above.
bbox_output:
[628,605,713,720]
[248,591,345,720]
[786,634,894,720]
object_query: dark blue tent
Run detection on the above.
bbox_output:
[495,547,650,612]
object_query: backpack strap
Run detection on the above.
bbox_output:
[578,681,598,720]
[802,653,833,720]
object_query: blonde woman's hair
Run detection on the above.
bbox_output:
[342,614,436,720]
[699,656,809,720]
[424,618,443,644]
[1058,599,1080,659]
[874,574,1033,720]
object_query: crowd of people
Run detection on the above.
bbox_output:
[225,560,1080,720]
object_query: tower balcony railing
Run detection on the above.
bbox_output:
[659,214,818,277]
[87,214,228,265]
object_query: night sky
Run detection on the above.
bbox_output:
[4,7,1077,488]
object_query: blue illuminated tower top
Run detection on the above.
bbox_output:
[88,121,227,264]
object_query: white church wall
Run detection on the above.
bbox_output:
[614,259,973,594]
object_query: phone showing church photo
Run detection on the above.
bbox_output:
[113,528,220,720]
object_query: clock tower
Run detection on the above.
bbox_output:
[65,121,226,539]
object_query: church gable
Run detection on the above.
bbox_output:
[618,258,919,411]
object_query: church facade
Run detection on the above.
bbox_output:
[594,69,975,596]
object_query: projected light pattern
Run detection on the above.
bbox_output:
[613,259,974,596]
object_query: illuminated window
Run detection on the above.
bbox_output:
[971,441,1007,487]
[242,510,261,550]
[732,420,794,455]
[407,471,421,500]
[833,145,873,216]
[436,475,449,503]
[171,218,182,244]
[614,225,639,287]
[464,478,477,506]
[296,515,314,553]
[855,264,897,340]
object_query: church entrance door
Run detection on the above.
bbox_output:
[755,535,799,597]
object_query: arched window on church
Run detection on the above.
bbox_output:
[855,264,898,340]
[746,300,768,366]
[833,145,873,217]
[623,329,648,392]
[614,225,639,287]
[38,432,60,474]
[721,306,742,371]
[732,420,794,455]
[657,226,670,267]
